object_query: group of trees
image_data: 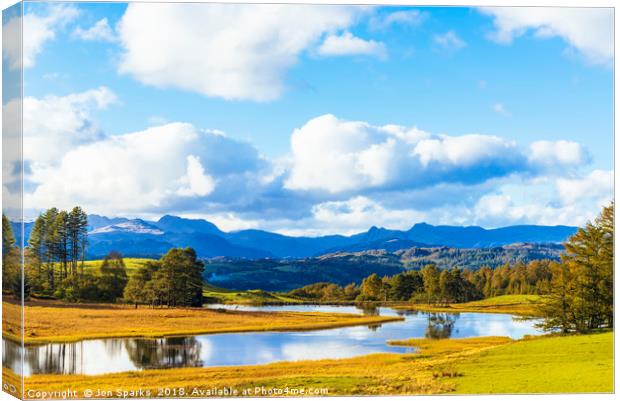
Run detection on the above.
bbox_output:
[2,207,205,307]
[289,259,554,305]
[26,207,89,297]
[539,202,613,333]
[124,248,205,307]
[2,214,22,297]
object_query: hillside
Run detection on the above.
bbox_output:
[203,244,563,291]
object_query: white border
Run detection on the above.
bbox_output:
[0,1,616,401]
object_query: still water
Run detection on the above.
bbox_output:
[3,304,542,376]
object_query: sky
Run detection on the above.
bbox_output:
[1,2,614,236]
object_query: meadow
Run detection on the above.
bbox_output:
[10,332,612,396]
[2,300,403,344]
[393,294,544,317]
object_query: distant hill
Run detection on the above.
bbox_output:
[204,244,565,291]
[14,214,577,260]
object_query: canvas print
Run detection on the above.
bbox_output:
[1,2,614,399]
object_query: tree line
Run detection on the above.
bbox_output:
[289,258,553,304]
[290,203,614,334]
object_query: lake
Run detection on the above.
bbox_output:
[3,304,543,376]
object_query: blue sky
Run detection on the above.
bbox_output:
[3,3,614,235]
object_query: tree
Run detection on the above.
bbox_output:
[68,207,88,276]
[343,282,360,300]
[124,261,158,307]
[421,264,440,304]
[357,273,382,301]
[150,248,204,307]
[98,251,128,302]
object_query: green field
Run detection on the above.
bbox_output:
[395,294,544,316]
[448,331,613,393]
[50,258,154,277]
[202,283,304,304]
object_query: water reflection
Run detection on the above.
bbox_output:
[4,305,543,377]
[124,337,203,369]
[425,313,458,339]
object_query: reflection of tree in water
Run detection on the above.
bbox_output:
[356,305,379,316]
[23,342,83,375]
[366,323,382,332]
[2,340,23,373]
[124,337,203,369]
[425,313,459,339]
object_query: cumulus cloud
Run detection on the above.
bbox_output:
[73,18,116,42]
[177,155,216,197]
[25,122,267,216]
[317,32,387,59]
[16,87,118,166]
[556,169,613,205]
[117,3,365,101]
[3,4,78,69]
[284,114,583,194]
[528,140,589,170]
[480,7,613,65]
[433,30,466,51]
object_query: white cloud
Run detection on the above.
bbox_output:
[528,140,588,169]
[3,5,79,69]
[310,196,425,235]
[480,7,613,65]
[556,169,613,205]
[73,18,116,42]
[25,122,266,216]
[492,102,509,116]
[413,134,516,167]
[433,30,466,51]
[368,10,426,31]
[117,3,364,101]
[284,114,588,195]
[177,155,216,197]
[317,32,387,59]
[18,87,117,166]
[284,114,424,193]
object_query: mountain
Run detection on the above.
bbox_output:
[404,223,578,248]
[13,214,578,260]
[156,215,222,236]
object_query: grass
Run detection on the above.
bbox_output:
[202,283,304,305]
[52,258,154,277]
[14,332,612,396]
[446,331,613,393]
[2,300,403,344]
[394,294,544,317]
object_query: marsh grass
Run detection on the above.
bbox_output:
[3,300,403,344]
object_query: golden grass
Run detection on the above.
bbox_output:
[21,336,508,397]
[20,333,612,397]
[394,294,544,317]
[2,300,403,344]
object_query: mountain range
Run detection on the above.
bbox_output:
[16,214,578,259]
